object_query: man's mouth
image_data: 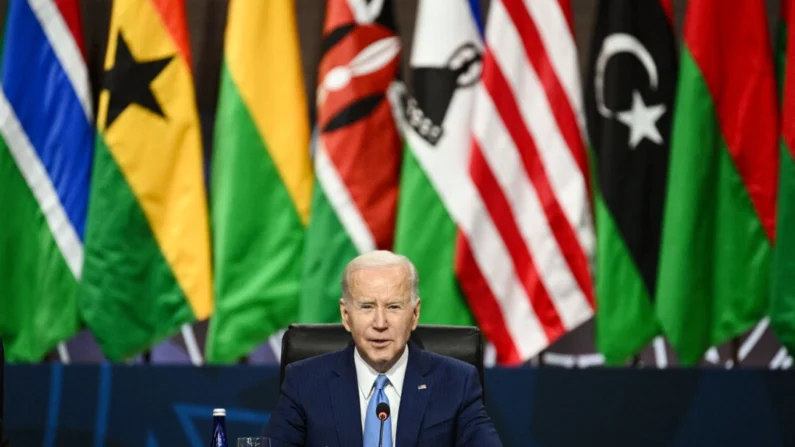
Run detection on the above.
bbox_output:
[370,339,391,347]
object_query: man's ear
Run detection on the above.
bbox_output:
[340,298,351,332]
[412,298,421,330]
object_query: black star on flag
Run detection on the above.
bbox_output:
[583,0,677,364]
[103,31,173,129]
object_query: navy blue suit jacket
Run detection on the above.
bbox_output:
[264,341,502,446]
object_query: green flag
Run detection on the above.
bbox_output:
[206,0,314,363]
[655,0,778,365]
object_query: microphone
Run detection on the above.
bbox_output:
[375,402,390,447]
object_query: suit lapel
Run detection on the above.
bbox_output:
[330,343,363,447]
[396,342,432,447]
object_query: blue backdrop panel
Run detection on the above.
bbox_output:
[4,366,795,446]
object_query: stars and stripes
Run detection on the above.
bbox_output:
[456,0,595,364]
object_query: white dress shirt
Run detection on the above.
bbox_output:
[354,345,409,446]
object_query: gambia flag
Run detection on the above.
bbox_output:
[205,0,313,363]
[79,0,213,361]
[772,0,795,354]
[0,0,92,362]
[392,0,480,326]
[655,0,778,365]
[299,0,402,323]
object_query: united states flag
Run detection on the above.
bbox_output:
[456,0,595,365]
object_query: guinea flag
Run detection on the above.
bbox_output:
[205,0,313,363]
[654,0,778,365]
[79,0,213,361]
[584,0,677,364]
[772,0,795,355]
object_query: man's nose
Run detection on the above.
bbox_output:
[373,307,388,329]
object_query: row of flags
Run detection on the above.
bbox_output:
[1,0,794,367]
[592,0,792,366]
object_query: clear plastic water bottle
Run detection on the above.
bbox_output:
[210,408,228,447]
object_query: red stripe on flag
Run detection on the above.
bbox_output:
[454,236,522,365]
[784,0,795,151]
[684,0,779,242]
[54,0,86,58]
[502,0,591,194]
[470,141,565,340]
[482,48,596,308]
[321,100,402,249]
[323,0,357,34]
[556,0,575,36]
[783,0,791,26]
[659,0,674,24]
[152,0,193,70]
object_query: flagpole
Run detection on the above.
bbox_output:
[730,337,741,367]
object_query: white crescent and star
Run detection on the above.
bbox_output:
[594,33,666,150]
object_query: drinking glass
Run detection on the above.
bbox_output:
[236,437,271,447]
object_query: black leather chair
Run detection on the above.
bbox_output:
[279,324,485,395]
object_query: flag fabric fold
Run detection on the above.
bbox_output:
[655,0,778,365]
[584,0,677,364]
[206,0,313,363]
[79,0,212,361]
[772,0,795,355]
[0,0,92,362]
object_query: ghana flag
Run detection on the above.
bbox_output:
[79,0,212,361]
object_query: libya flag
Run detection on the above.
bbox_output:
[79,0,213,361]
[391,0,479,326]
[772,0,795,354]
[298,0,402,323]
[584,0,677,364]
[205,0,313,363]
[655,0,778,365]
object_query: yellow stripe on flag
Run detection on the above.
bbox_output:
[224,0,313,224]
[96,0,212,319]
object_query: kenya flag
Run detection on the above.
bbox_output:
[299,0,402,323]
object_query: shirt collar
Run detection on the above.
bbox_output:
[354,344,409,400]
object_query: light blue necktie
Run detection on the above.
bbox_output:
[363,374,393,447]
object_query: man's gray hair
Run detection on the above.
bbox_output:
[341,250,419,305]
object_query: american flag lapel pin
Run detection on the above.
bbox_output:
[418,384,427,390]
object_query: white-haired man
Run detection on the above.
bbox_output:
[265,250,502,446]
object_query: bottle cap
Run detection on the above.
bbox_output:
[213,408,226,417]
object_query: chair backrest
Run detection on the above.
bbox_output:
[279,324,485,393]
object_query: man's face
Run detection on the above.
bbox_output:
[340,264,420,372]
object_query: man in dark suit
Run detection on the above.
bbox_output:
[264,250,502,446]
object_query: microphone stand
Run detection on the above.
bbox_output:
[378,418,385,447]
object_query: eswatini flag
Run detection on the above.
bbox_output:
[79,0,213,361]
[655,0,778,365]
[772,0,795,355]
[0,0,92,362]
[299,0,402,323]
